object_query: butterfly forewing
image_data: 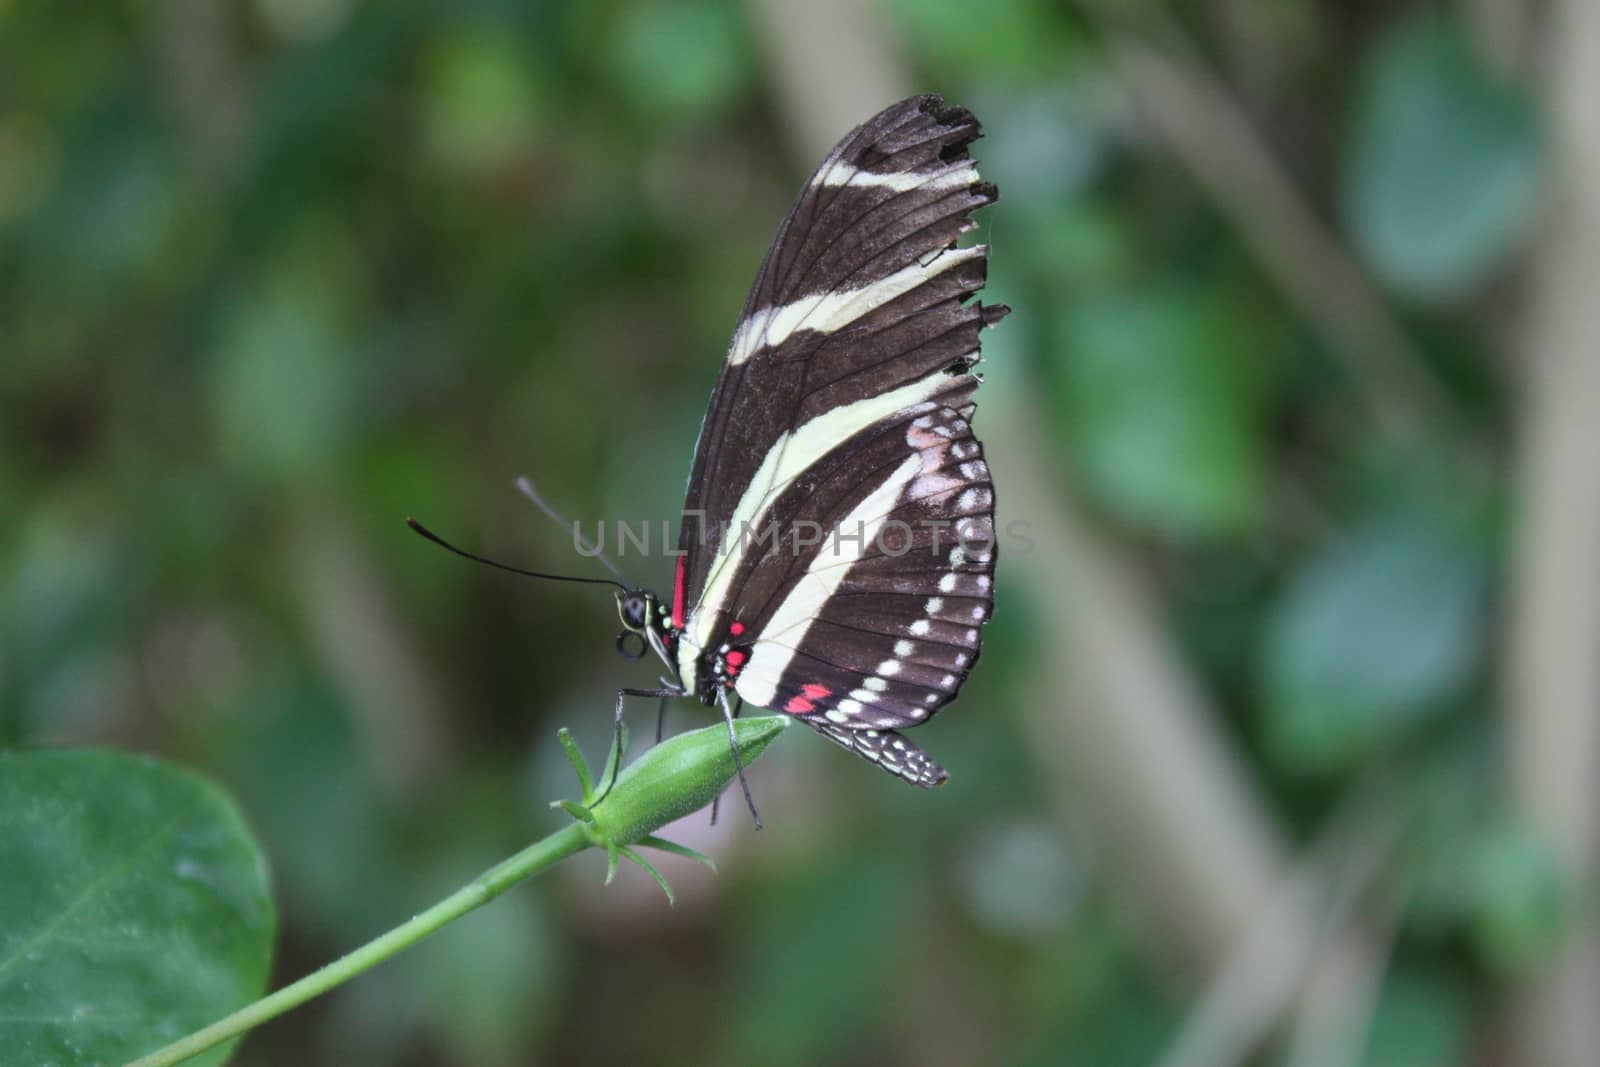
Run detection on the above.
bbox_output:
[672,95,1006,785]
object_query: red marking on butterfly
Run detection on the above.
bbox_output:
[784,695,815,714]
[729,620,745,636]
[725,649,746,667]
[671,556,686,630]
[801,683,830,700]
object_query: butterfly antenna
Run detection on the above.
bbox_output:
[514,476,629,583]
[406,518,627,592]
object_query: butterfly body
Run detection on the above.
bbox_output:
[619,94,1006,788]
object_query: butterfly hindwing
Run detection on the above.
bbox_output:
[810,723,949,789]
[730,404,994,723]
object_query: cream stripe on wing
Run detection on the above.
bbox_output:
[725,244,986,366]
[676,373,950,691]
[814,160,978,193]
[734,452,922,708]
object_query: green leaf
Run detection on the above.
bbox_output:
[1344,11,1542,300]
[1261,513,1488,775]
[0,748,275,1067]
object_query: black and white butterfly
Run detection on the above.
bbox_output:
[609,94,1007,794]
[414,95,1004,808]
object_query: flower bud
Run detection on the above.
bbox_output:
[588,716,789,845]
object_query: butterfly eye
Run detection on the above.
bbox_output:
[620,595,648,630]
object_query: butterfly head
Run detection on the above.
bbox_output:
[614,587,670,664]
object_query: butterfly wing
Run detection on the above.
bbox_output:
[672,95,1005,782]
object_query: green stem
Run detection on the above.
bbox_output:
[123,716,789,1067]
[125,822,591,1067]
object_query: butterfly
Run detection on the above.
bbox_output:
[609,94,1007,800]
[412,94,1004,818]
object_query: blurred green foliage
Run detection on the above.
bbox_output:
[1344,11,1543,300]
[0,0,1567,1064]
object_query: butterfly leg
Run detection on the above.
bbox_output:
[714,690,762,830]
[805,721,949,788]
[596,686,681,802]
[709,696,743,826]
[653,694,670,745]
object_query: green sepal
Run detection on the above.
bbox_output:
[639,833,717,871]
[619,846,676,906]
[553,799,596,825]
[557,727,594,801]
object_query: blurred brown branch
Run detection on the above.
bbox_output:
[1281,844,1402,1067]
[1155,773,1398,1067]
[1507,1,1600,1064]
[1464,0,1534,76]
[744,0,911,160]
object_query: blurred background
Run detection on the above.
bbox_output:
[3,0,1598,1064]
